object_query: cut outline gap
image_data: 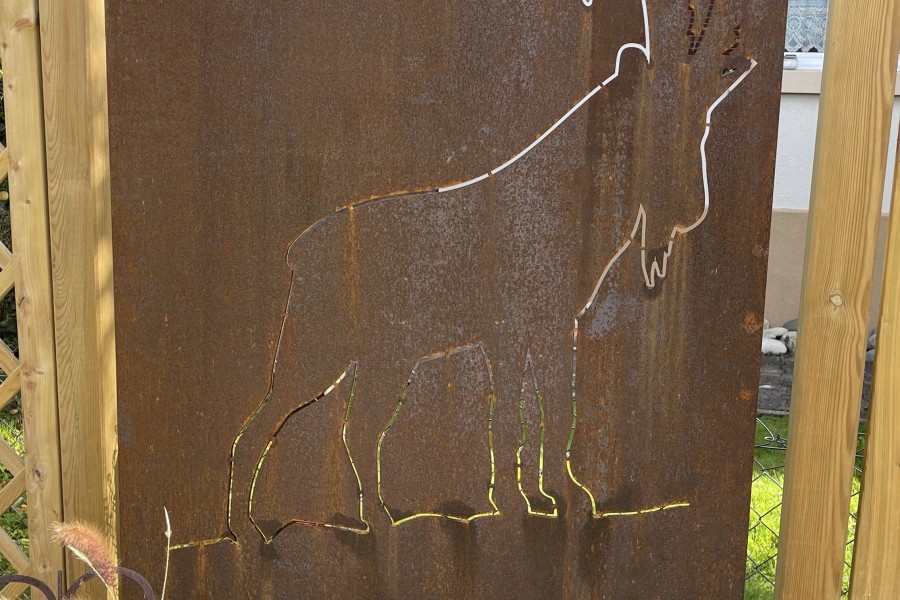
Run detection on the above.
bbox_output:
[567,58,758,514]
[198,0,760,546]
[171,271,299,550]
[688,1,717,55]
[723,25,742,55]
[376,343,500,526]
[280,0,651,242]
[515,350,558,518]
[597,501,691,519]
[248,361,371,542]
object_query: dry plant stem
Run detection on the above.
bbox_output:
[161,508,171,600]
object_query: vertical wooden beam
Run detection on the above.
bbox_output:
[775,1,900,598]
[0,0,65,590]
[849,124,900,600]
[37,0,118,583]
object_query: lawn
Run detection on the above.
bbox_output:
[745,416,865,600]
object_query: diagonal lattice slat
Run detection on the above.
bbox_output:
[0,264,15,302]
[0,247,12,273]
[0,368,20,412]
[0,341,17,380]
[0,441,23,480]
[0,526,28,574]
[0,471,25,515]
[0,243,12,273]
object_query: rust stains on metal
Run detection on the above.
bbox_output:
[108,0,786,597]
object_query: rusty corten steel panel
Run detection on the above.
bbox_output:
[107,1,786,598]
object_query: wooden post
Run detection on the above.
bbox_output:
[775,1,900,598]
[849,123,900,600]
[0,0,65,593]
[37,0,118,586]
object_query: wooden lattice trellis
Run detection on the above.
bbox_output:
[0,154,26,578]
[0,0,66,596]
[0,206,31,597]
[0,145,30,593]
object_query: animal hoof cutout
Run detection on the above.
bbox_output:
[377,344,500,525]
[250,363,369,540]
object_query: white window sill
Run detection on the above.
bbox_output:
[783,52,900,95]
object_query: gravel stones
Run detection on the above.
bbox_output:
[761,318,797,355]
[762,337,788,355]
[761,317,878,360]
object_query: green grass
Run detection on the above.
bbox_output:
[745,416,865,600]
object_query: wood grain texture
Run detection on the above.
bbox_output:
[0,260,17,299]
[37,0,118,587]
[848,115,900,600]
[0,341,17,377]
[0,243,12,271]
[0,527,29,573]
[1,0,66,588]
[775,0,900,598]
[0,440,23,477]
[0,146,9,180]
[0,366,21,410]
[0,471,26,515]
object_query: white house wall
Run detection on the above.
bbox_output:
[764,92,899,326]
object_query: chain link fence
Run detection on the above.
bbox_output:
[746,415,865,599]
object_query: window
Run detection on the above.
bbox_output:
[783,0,828,82]
[785,0,828,53]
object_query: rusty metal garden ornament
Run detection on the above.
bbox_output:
[108,0,785,596]
[222,0,755,541]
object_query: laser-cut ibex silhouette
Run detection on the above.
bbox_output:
[225,0,757,544]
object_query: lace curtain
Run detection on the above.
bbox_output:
[786,0,828,52]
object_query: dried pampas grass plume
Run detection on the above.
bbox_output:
[50,521,118,590]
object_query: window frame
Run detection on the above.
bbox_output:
[783,53,900,95]
[781,0,899,94]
